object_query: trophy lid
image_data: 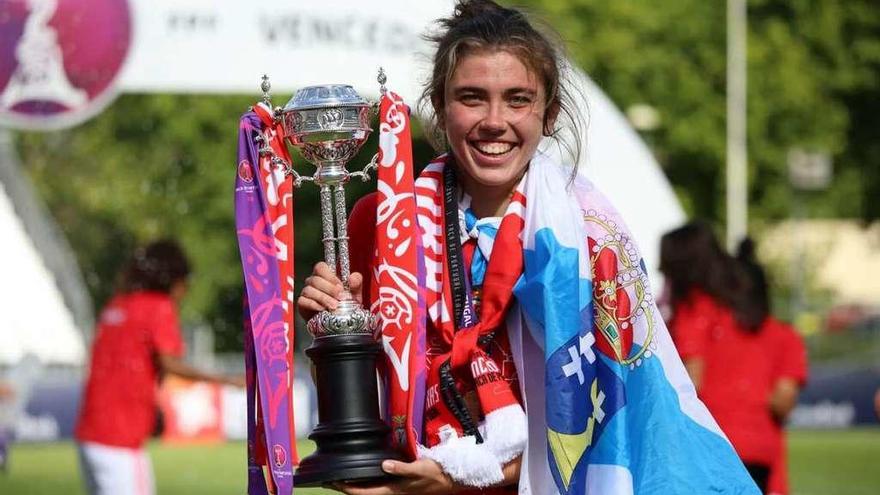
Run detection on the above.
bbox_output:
[283,84,369,111]
[279,84,373,164]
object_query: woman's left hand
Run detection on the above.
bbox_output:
[332,459,463,495]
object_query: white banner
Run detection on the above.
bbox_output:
[118,0,453,102]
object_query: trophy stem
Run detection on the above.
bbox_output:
[333,184,352,291]
[319,185,338,275]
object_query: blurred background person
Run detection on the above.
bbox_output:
[74,240,243,495]
[0,354,42,475]
[659,223,807,494]
[736,237,808,495]
[875,389,880,421]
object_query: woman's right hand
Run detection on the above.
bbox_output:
[296,262,364,322]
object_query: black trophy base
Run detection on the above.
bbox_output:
[293,445,401,486]
[293,333,404,487]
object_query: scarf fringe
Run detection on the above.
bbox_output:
[480,404,528,465]
[418,430,505,488]
[417,403,527,488]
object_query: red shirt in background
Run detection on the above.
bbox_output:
[670,289,781,466]
[669,290,808,494]
[76,291,185,448]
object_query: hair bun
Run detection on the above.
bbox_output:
[736,237,757,262]
[453,0,507,20]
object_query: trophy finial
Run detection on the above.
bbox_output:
[261,74,272,104]
[377,67,387,95]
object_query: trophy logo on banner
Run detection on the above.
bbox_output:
[1,0,87,110]
[235,70,418,492]
[0,0,131,130]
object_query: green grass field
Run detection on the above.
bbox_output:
[1,429,878,494]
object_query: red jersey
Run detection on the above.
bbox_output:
[76,291,185,448]
[350,192,520,384]
[669,289,782,466]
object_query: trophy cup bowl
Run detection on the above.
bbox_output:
[281,84,373,181]
[277,83,403,486]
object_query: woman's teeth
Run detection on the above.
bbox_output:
[474,141,513,155]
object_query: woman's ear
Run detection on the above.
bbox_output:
[543,101,561,136]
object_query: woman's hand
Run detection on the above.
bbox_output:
[332,455,522,495]
[296,262,363,322]
[332,459,463,495]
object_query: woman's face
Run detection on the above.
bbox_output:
[441,49,550,197]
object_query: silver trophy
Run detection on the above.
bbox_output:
[258,75,381,337]
[257,72,401,486]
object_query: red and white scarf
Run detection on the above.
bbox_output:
[413,159,528,487]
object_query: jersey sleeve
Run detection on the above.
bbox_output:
[151,297,185,357]
[347,192,378,305]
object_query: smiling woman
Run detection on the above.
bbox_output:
[441,51,549,218]
[296,1,760,495]
[420,0,580,220]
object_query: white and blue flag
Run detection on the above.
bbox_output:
[509,153,760,494]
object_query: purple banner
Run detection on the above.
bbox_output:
[235,111,293,495]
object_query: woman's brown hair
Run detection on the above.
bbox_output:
[660,222,765,331]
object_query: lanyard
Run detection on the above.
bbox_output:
[439,162,482,441]
[442,163,478,331]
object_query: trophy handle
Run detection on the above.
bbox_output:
[348,153,380,182]
[285,160,315,187]
[256,134,315,188]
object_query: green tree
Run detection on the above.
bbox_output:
[526,0,879,223]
